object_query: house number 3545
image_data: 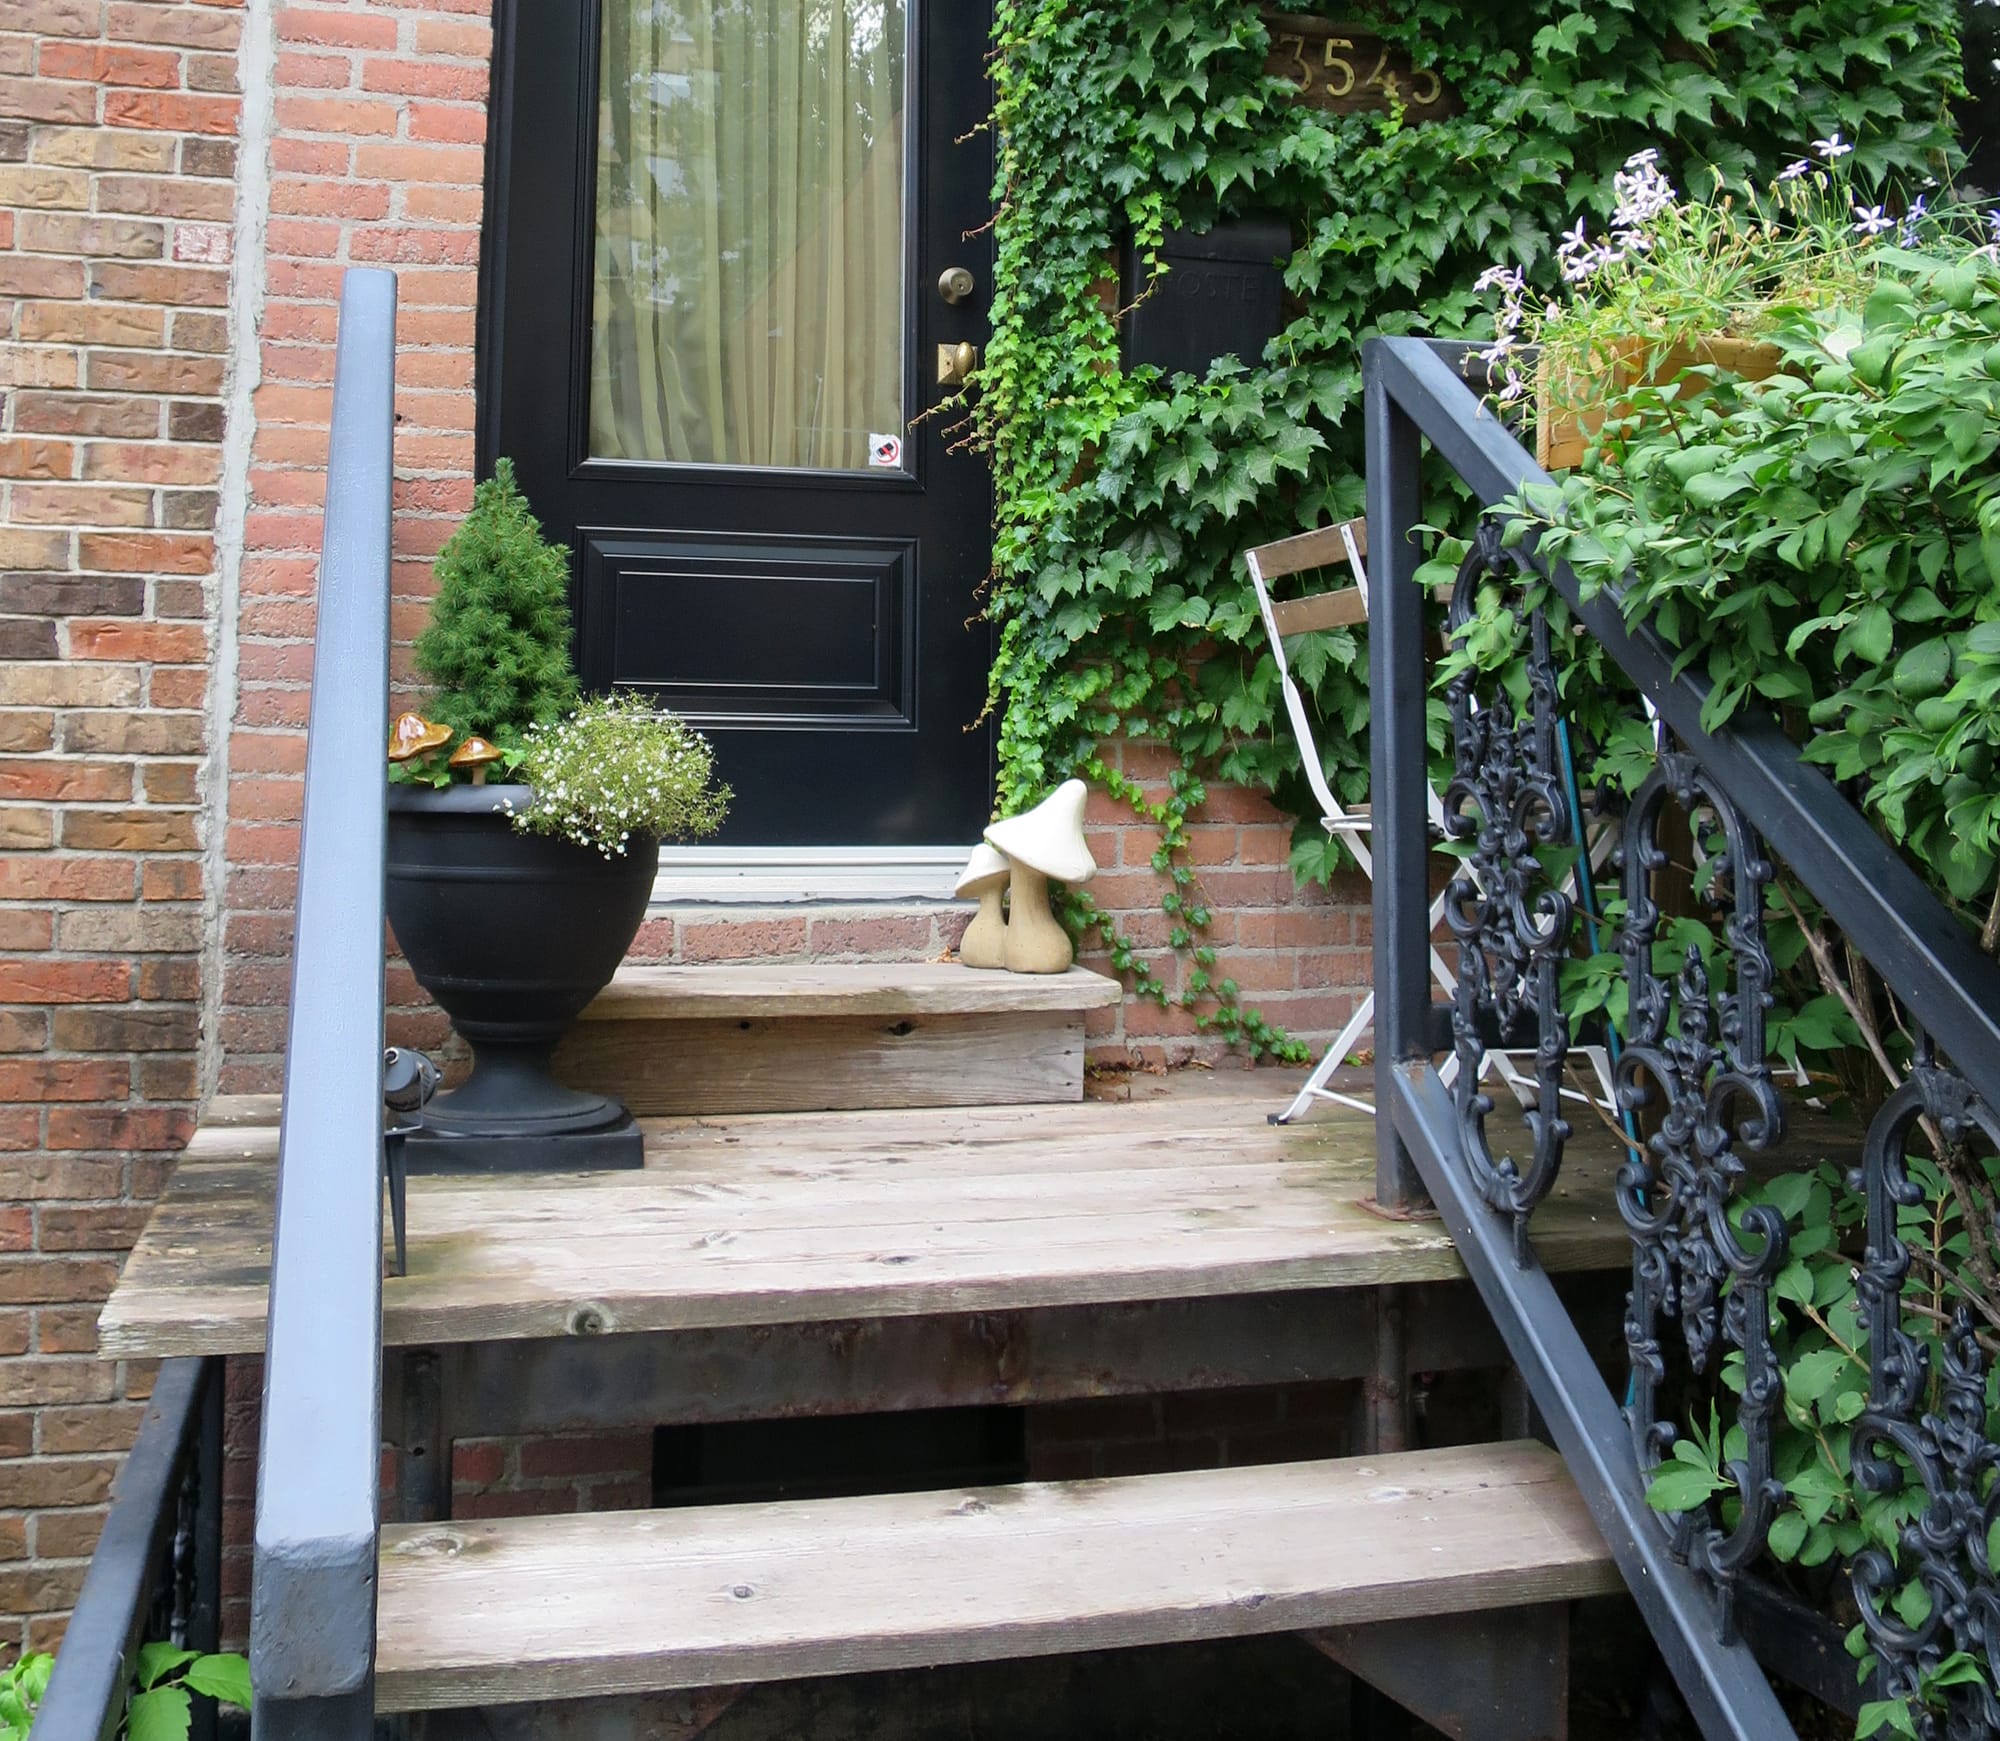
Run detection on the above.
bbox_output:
[1259,11,1457,117]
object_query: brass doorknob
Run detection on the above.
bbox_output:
[938,265,976,305]
[937,341,979,386]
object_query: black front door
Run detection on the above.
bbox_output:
[483,0,995,846]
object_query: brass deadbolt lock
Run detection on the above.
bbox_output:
[937,341,979,387]
[938,265,976,304]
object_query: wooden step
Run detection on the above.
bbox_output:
[373,1441,1619,1712]
[552,961,1124,1115]
[99,1077,1640,1359]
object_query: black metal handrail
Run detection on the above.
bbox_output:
[248,266,397,1740]
[30,1358,223,1741]
[1365,334,2000,1739]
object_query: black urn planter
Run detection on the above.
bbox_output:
[385,783,655,1172]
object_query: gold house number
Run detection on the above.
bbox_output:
[1259,11,1458,118]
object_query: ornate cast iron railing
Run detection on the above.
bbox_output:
[1365,335,2000,1741]
[249,266,398,1741]
[31,1358,224,1741]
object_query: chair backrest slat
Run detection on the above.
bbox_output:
[1268,588,1368,637]
[1243,518,1370,581]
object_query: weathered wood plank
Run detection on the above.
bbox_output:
[578,962,1122,1021]
[1269,588,1369,637]
[555,1010,1086,1116]
[373,1441,1619,1711]
[98,1078,1660,1358]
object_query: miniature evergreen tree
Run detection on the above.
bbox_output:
[414,458,580,739]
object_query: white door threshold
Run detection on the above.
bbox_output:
[652,845,970,907]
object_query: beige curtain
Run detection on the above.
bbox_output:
[589,0,907,470]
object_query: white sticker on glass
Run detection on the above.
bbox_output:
[868,433,903,469]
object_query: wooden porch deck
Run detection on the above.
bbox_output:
[102,1071,1637,1361]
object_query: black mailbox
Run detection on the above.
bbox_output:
[1120,217,1291,378]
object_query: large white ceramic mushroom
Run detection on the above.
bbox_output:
[984,778,1096,974]
[954,842,1010,970]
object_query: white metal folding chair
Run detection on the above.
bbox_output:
[1243,518,1614,1123]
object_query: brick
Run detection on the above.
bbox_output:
[0,760,131,802]
[0,809,56,850]
[516,1434,652,1480]
[0,665,141,709]
[76,532,212,575]
[140,761,199,804]
[37,1403,144,1456]
[0,253,87,297]
[47,1106,190,1151]
[89,261,228,308]
[0,437,74,479]
[168,400,224,442]
[35,1309,102,1355]
[0,1007,50,1047]
[450,1441,505,1486]
[0,857,133,901]
[30,124,171,171]
[38,1207,151,1253]
[52,1005,196,1051]
[101,89,239,135]
[81,443,218,487]
[15,211,164,259]
[14,396,158,446]
[56,907,200,954]
[108,2,238,50]
[0,1564,87,1615]
[69,620,208,662]
[0,1453,115,1504]
[60,808,199,852]
[85,352,224,396]
[0,0,98,38]
[61,710,203,755]
[31,1510,104,1561]
[0,960,130,1004]
[0,1413,32,1459]
[0,574,145,616]
[0,620,58,660]
[0,713,54,753]
[0,164,88,208]
[0,75,93,123]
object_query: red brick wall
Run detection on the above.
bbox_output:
[1078,739,1369,1070]
[0,0,241,1653]
[220,0,491,1092]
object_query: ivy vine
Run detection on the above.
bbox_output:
[972,0,1962,1059]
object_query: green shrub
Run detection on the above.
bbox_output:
[414,457,580,741]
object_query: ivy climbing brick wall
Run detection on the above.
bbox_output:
[0,0,243,1654]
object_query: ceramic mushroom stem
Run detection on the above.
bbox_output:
[983,778,1096,975]
[953,842,1011,970]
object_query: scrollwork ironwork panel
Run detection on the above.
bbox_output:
[1613,746,1787,1640]
[1852,1049,2000,1740]
[1441,517,1576,1264]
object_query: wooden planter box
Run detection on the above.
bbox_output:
[1535,334,1787,471]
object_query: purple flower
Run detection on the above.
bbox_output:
[1777,160,1813,183]
[1852,204,1893,237]
[1812,133,1852,161]
[1899,195,1928,246]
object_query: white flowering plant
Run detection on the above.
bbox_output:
[1475,136,1983,416]
[503,691,730,858]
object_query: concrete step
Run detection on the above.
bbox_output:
[372,1441,1618,1712]
[552,961,1124,1115]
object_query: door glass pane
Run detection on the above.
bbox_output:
[589,0,909,471]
